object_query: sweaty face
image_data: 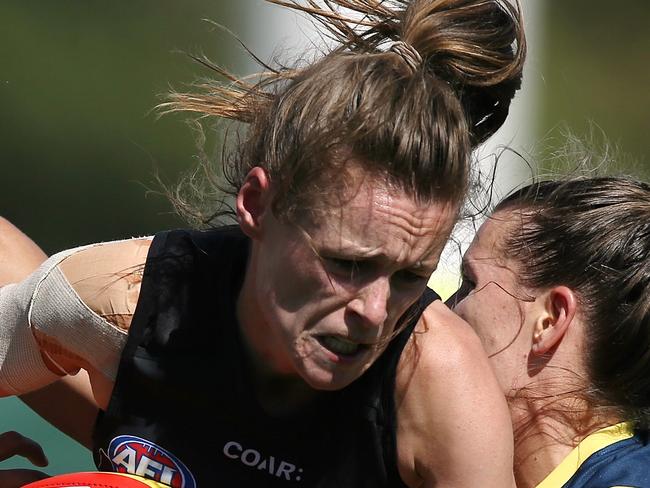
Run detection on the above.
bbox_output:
[245,171,456,391]
[450,211,540,394]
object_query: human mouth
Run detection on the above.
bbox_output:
[317,335,368,358]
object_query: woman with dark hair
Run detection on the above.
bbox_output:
[452,174,650,487]
[0,0,525,486]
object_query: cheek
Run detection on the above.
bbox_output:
[458,298,491,346]
[454,293,484,328]
[456,293,522,355]
[262,246,340,316]
[388,290,424,325]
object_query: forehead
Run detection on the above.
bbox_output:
[305,171,457,266]
[465,210,517,264]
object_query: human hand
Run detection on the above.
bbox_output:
[0,431,49,488]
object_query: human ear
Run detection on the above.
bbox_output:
[531,286,577,355]
[236,167,271,239]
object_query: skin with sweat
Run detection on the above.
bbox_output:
[236,166,456,393]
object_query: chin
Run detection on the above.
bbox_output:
[289,335,376,391]
[297,358,368,391]
[301,373,355,391]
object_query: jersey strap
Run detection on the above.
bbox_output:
[536,422,635,488]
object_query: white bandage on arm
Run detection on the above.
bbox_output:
[0,278,61,394]
[0,245,129,395]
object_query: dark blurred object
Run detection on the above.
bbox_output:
[0,431,49,488]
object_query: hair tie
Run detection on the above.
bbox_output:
[386,40,422,74]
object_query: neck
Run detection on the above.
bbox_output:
[510,314,601,487]
[510,391,616,487]
[511,403,578,487]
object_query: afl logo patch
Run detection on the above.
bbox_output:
[107,435,196,488]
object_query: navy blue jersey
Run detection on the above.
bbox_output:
[92,227,438,488]
[537,423,650,488]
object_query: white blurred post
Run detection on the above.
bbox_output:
[241,1,316,72]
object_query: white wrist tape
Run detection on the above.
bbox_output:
[0,245,129,395]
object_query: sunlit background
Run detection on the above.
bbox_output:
[0,0,648,474]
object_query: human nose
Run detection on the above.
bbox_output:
[347,277,390,328]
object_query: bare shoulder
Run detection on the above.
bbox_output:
[396,300,492,398]
[395,300,515,488]
[395,300,501,424]
[403,300,487,370]
[59,238,152,332]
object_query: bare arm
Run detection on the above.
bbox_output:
[0,217,47,283]
[0,235,150,401]
[0,217,148,446]
[0,217,100,447]
[20,372,98,449]
[396,300,515,488]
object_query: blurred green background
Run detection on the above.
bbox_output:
[537,1,649,176]
[0,0,648,476]
[0,0,244,474]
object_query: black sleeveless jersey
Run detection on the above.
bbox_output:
[93,227,439,488]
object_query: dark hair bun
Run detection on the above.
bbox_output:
[400,0,526,144]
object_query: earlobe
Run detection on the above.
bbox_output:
[531,286,577,355]
[236,167,271,239]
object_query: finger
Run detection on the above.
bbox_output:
[0,432,48,467]
[0,468,49,488]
